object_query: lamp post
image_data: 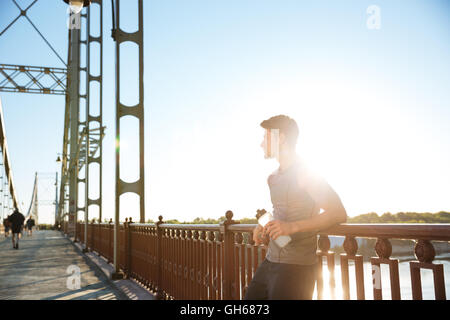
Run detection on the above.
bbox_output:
[55,154,62,227]
[54,172,59,229]
[63,0,92,13]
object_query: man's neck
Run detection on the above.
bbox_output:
[278,149,298,172]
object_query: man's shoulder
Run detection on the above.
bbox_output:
[295,161,328,190]
[267,168,279,185]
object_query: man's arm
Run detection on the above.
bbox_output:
[292,173,347,233]
[264,171,347,240]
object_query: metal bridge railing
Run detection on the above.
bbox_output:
[64,211,449,300]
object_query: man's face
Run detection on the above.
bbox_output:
[261,129,280,159]
[260,131,267,154]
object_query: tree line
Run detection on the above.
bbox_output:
[146,216,258,225]
[144,211,450,224]
[346,211,450,223]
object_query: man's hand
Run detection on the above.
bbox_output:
[252,225,264,245]
[263,220,294,240]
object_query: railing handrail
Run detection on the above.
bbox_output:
[158,224,221,231]
[86,222,450,241]
[321,223,450,241]
[126,223,156,227]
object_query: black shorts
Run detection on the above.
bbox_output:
[244,259,318,300]
[11,226,22,234]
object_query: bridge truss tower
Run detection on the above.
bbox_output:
[0,0,104,236]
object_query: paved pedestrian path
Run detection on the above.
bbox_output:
[0,230,128,300]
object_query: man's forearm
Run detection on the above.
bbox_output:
[291,210,346,234]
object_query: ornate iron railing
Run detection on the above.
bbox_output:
[62,211,449,300]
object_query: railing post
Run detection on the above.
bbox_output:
[235,232,244,300]
[370,238,401,300]
[90,220,95,252]
[84,220,90,252]
[74,220,78,243]
[125,217,133,279]
[219,210,239,300]
[410,240,446,300]
[156,215,165,300]
[111,219,125,280]
[108,219,112,263]
[316,235,330,300]
[340,236,365,300]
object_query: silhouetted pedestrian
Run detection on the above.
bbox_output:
[3,217,10,238]
[26,216,35,236]
[7,208,25,249]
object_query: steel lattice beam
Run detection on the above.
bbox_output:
[77,127,105,171]
[0,64,67,95]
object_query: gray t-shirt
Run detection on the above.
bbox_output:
[266,158,322,265]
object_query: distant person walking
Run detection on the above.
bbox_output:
[26,216,35,236]
[7,208,25,249]
[3,217,10,238]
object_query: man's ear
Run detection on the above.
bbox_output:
[279,132,286,145]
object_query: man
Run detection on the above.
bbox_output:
[26,216,35,236]
[244,115,347,300]
[3,217,10,238]
[7,208,25,249]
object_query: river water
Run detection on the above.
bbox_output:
[313,254,450,300]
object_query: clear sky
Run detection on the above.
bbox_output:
[0,0,449,224]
